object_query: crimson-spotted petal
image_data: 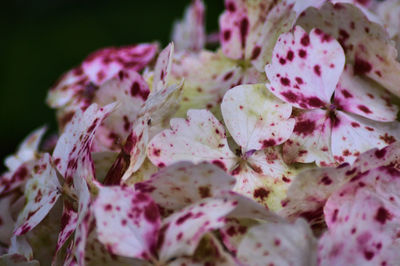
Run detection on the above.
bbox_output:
[55,200,78,252]
[53,103,116,183]
[297,1,400,97]
[153,43,174,93]
[283,109,334,166]
[135,162,236,213]
[14,154,61,236]
[172,0,205,52]
[93,186,160,260]
[158,197,237,262]
[237,219,317,266]
[331,111,400,164]
[334,66,398,122]
[147,109,237,170]
[94,69,149,142]
[265,26,345,109]
[221,84,294,152]
[47,44,158,109]
[319,166,400,265]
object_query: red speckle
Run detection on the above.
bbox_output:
[293,120,315,136]
[253,188,270,200]
[281,91,297,103]
[176,212,193,225]
[262,139,276,147]
[307,97,325,108]
[251,46,261,60]
[295,77,303,84]
[314,65,321,76]
[34,190,43,203]
[301,34,310,46]
[380,133,395,144]
[212,160,227,171]
[18,224,31,235]
[321,176,332,185]
[341,89,353,98]
[286,50,294,61]
[121,219,127,226]
[331,209,339,222]
[226,1,236,12]
[223,30,231,41]
[354,57,372,75]
[104,204,112,211]
[358,105,372,114]
[223,71,233,81]
[239,18,249,48]
[282,176,291,183]
[298,49,307,58]
[351,122,360,128]
[176,232,183,240]
[158,162,166,168]
[280,77,290,86]
[364,251,374,260]
[153,148,161,157]
[135,182,156,193]
[144,202,159,223]
[198,186,211,198]
[375,207,391,224]
[87,118,99,133]
[375,148,386,159]
[279,58,286,65]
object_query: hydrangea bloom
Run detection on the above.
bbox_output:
[2,0,400,265]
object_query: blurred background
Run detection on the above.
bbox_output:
[0,0,224,172]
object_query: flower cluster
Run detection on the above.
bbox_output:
[2,0,400,265]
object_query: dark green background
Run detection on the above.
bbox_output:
[0,0,224,172]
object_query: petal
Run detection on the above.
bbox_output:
[219,0,324,69]
[235,147,300,211]
[334,66,398,122]
[168,233,236,266]
[172,0,206,52]
[147,109,237,170]
[297,1,400,97]
[14,154,61,236]
[47,44,158,109]
[94,69,149,143]
[53,103,116,183]
[135,161,236,213]
[319,167,400,265]
[237,219,317,266]
[331,111,400,164]
[170,50,242,119]
[219,218,258,255]
[141,82,183,139]
[158,197,237,262]
[280,164,352,224]
[265,26,345,109]
[93,186,161,260]
[221,84,294,152]
[4,126,46,172]
[283,109,334,166]
[153,43,174,92]
[0,193,21,244]
[55,200,78,252]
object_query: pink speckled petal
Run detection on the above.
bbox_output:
[283,109,334,166]
[265,26,345,109]
[334,66,398,122]
[93,186,160,260]
[47,44,158,109]
[94,69,149,144]
[158,197,237,262]
[153,43,174,93]
[319,166,400,265]
[221,84,294,151]
[135,161,236,213]
[147,109,237,170]
[237,219,317,266]
[297,1,400,98]
[172,0,205,52]
[53,103,116,183]
[55,200,78,252]
[14,154,60,236]
[331,111,400,164]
